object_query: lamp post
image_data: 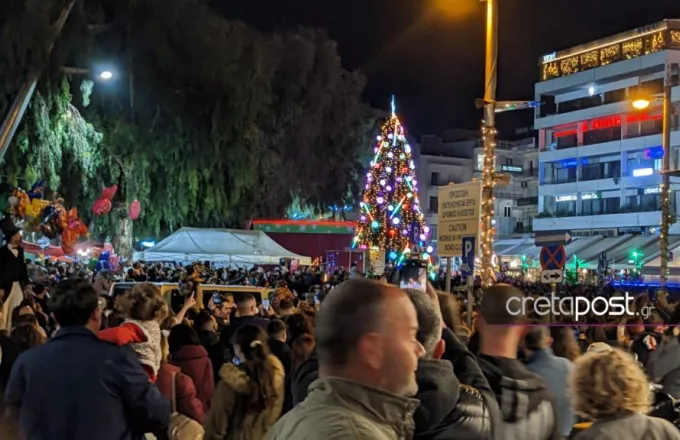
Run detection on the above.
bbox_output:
[480,0,498,288]
[632,63,674,291]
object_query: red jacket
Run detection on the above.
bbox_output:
[170,345,215,412]
[97,322,156,381]
[156,363,205,424]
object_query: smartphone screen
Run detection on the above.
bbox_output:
[399,263,427,292]
[212,291,222,304]
[262,299,270,309]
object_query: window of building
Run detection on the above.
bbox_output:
[429,225,438,239]
[583,126,621,145]
[581,198,603,216]
[506,158,513,165]
[430,172,440,186]
[641,193,660,211]
[429,196,438,213]
[504,206,511,217]
[639,78,664,97]
[605,197,620,212]
[603,88,626,105]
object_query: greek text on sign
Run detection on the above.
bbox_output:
[436,181,482,258]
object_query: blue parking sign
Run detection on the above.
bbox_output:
[461,237,475,277]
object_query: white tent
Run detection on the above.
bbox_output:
[133,228,311,265]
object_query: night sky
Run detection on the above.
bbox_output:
[212,0,680,138]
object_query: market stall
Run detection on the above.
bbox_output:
[133,227,312,265]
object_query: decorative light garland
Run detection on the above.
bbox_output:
[480,124,497,287]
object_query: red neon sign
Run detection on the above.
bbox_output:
[553,112,662,138]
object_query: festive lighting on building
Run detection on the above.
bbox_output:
[353,98,426,259]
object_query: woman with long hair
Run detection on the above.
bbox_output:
[204,324,285,440]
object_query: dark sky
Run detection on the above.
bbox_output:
[212,0,680,138]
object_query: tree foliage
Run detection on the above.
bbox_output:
[0,0,378,250]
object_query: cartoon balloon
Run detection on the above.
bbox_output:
[129,200,141,221]
[25,198,50,221]
[27,179,46,200]
[60,208,88,254]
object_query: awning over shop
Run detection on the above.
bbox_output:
[493,234,672,270]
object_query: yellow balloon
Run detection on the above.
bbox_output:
[25,198,50,219]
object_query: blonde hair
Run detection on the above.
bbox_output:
[570,347,651,420]
[118,283,168,322]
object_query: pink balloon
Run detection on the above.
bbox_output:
[100,184,118,201]
[92,198,112,216]
[128,200,141,221]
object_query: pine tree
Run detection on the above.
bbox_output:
[353,98,427,261]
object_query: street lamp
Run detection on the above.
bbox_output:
[99,70,113,80]
[632,98,651,110]
[631,64,675,291]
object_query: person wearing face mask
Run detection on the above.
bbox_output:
[0,219,29,332]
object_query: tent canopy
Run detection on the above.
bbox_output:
[133,228,311,265]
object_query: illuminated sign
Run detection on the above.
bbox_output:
[556,193,598,202]
[543,52,557,63]
[632,168,654,177]
[644,187,660,194]
[501,165,523,173]
[553,112,663,139]
[540,26,671,81]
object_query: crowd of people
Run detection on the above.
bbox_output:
[0,222,679,438]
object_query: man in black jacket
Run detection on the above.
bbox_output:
[292,283,500,440]
[2,279,169,439]
[476,284,560,440]
[402,287,498,440]
[0,218,29,331]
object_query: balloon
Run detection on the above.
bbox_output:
[10,189,29,218]
[109,254,120,271]
[129,200,141,221]
[8,196,18,207]
[92,198,112,216]
[25,198,50,221]
[27,179,46,200]
[60,208,87,254]
[100,185,118,201]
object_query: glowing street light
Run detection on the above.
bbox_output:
[99,70,113,80]
[632,98,651,110]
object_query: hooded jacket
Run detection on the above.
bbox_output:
[647,337,680,399]
[170,344,215,412]
[477,354,559,440]
[204,355,285,440]
[414,359,492,440]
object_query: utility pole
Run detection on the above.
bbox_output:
[659,63,674,291]
[480,0,498,288]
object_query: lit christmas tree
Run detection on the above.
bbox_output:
[353,97,428,263]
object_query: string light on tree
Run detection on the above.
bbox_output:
[353,97,427,261]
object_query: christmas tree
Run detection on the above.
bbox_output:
[353,98,427,262]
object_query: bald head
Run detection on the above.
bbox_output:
[316,279,401,367]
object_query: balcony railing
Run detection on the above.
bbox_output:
[537,203,662,219]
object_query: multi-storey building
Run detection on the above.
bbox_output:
[472,137,539,235]
[418,129,538,241]
[534,19,680,237]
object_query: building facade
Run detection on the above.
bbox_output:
[534,19,680,237]
[418,130,538,242]
[472,137,539,235]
